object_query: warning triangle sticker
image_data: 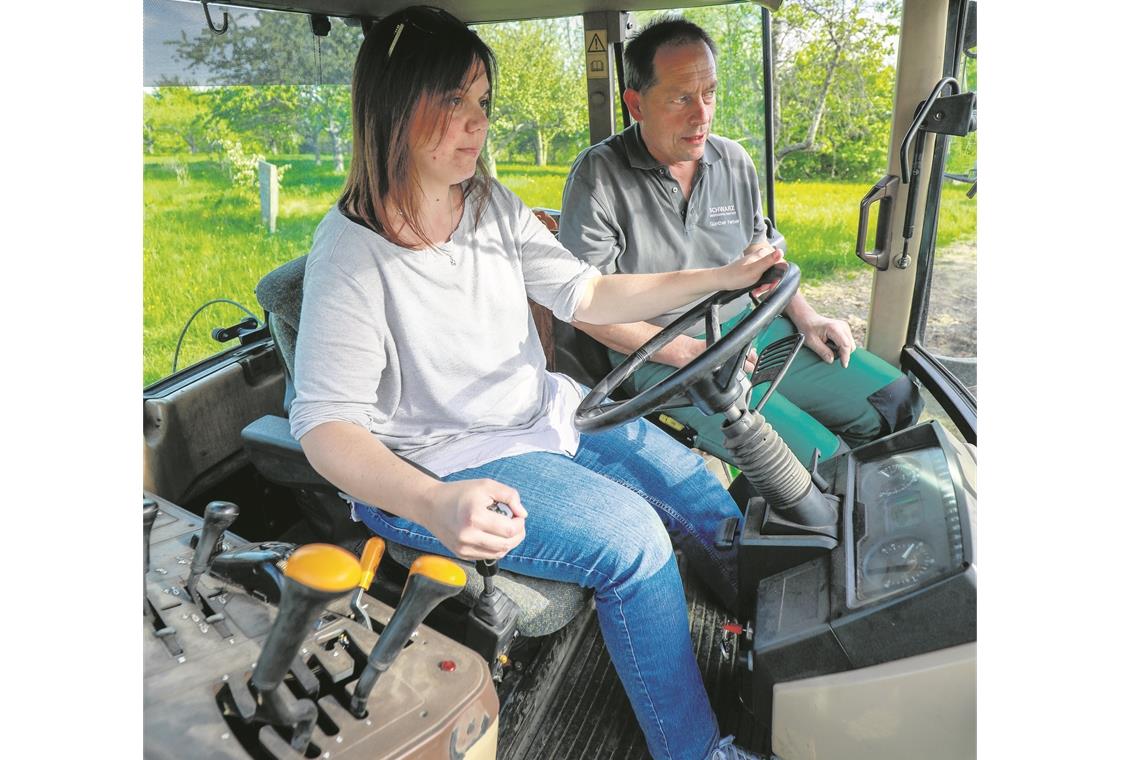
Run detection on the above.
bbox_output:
[587,34,605,53]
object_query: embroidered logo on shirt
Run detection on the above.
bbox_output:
[707,204,740,227]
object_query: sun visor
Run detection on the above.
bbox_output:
[144,0,359,86]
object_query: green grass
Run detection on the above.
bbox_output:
[143,157,976,385]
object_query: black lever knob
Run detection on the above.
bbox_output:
[143,498,159,617]
[350,555,465,717]
[477,501,512,594]
[186,500,239,604]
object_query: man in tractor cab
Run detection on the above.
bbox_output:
[559,16,923,468]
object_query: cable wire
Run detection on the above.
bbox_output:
[172,298,262,374]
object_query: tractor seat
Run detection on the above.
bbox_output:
[241,254,592,637]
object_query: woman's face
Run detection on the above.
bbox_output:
[410,62,490,191]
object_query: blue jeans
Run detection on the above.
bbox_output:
[356,417,741,760]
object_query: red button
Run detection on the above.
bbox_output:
[439,660,457,672]
[723,623,744,635]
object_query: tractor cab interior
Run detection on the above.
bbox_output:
[139,1,979,758]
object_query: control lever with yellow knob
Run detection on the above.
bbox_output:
[350,555,466,717]
[351,537,386,631]
[249,543,362,751]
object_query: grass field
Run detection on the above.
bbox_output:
[143,156,976,385]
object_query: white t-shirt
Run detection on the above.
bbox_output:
[290,179,601,477]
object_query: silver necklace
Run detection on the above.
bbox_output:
[435,194,460,266]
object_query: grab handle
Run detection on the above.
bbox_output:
[855,175,899,271]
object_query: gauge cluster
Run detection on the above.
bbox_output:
[853,445,963,604]
[743,421,976,724]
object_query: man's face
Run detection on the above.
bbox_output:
[624,42,717,168]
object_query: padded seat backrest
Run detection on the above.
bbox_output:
[255,255,307,409]
[255,254,307,372]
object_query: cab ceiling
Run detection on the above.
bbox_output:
[185,0,757,24]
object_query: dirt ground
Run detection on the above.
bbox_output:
[800,240,977,359]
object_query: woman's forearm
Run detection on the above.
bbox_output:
[299,420,529,560]
[572,248,782,325]
[572,268,723,325]
[299,420,441,520]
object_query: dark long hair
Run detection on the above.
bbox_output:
[339,6,496,247]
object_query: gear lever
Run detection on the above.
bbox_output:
[249,543,361,751]
[186,500,239,604]
[351,537,386,630]
[467,502,522,679]
[350,555,466,717]
[143,498,159,617]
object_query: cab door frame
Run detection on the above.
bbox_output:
[865,0,977,444]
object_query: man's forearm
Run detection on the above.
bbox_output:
[783,292,817,327]
[572,320,704,368]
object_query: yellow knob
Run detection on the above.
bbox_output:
[359,537,386,590]
[408,555,466,589]
[284,544,362,593]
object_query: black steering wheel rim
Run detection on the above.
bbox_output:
[574,261,799,432]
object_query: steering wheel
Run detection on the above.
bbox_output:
[574,261,799,433]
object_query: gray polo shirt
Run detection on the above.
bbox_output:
[560,123,767,333]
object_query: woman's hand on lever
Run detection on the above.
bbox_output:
[423,479,527,561]
[719,245,785,296]
[299,421,526,562]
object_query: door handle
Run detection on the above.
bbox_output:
[855,174,899,271]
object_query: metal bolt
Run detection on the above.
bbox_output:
[335,736,344,744]
[155,567,168,575]
[199,624,210,634]
[177,656,187,664]
[222,674,229,681]
[221,733,230,740]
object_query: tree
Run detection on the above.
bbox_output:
[769,0,898,179]
[480,19,588,166]
[143,87,213,154]
[638,0,899,181]
[168,8,358,166]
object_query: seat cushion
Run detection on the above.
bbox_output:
[385,543,592,638]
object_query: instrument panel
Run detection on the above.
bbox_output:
[853,445,966,604]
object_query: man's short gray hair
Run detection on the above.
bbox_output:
[623,16,717,92]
